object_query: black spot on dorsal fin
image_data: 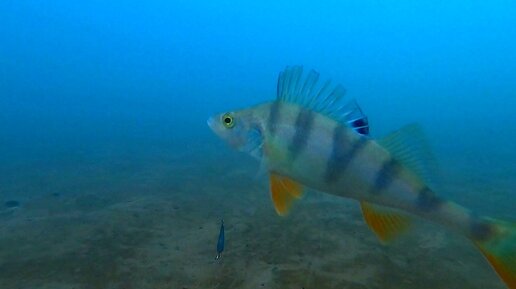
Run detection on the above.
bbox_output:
[341,99,370,136]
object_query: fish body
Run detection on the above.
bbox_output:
[261,101,473,238]
[208,66,515,288]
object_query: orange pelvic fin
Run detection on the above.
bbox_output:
[269,173,303,216]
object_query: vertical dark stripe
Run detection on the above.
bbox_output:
[325,125,368,183]
[371,158,402,194]
[268,101,281,134]
[289,108,314,160]
[416,187,444,212]
[469,216,494,242]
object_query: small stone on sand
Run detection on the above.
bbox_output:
[5,200,20,208]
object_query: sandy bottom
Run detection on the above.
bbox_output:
[0,141,510,289]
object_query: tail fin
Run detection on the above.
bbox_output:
[473,218,516,289]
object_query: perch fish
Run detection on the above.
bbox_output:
[207,66,515,289]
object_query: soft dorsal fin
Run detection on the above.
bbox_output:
[378,124,437,185]
[360,201,412,243]
[277,66,370,136]
[269,173,303,216]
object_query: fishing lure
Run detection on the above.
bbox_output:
[215,219,224,260]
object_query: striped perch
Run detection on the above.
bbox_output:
[207,66,515,289]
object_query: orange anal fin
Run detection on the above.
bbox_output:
[270,173,303,216]
[476,246,516,289]
[473,219,516,289]
[360,201,411,243]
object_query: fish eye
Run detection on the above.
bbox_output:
[222,113,234,128]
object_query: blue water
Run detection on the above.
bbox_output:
[1,1,514,288]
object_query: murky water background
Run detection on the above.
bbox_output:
[1,1,515,288]
[0,134,512,288]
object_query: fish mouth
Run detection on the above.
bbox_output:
[207,116,220,135]
[207,116,215,130]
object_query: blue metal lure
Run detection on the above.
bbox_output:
[215,219,224,260]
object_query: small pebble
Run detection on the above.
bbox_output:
[4,200,20,208]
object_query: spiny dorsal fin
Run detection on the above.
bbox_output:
[276,66,370,136]
[360,201,412,243]
[378,124,437,185]
[269,173,303,216]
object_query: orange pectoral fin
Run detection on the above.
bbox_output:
[270,173,303,216]
[360,201,411,243]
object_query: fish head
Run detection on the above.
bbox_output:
[207,105,267,159]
